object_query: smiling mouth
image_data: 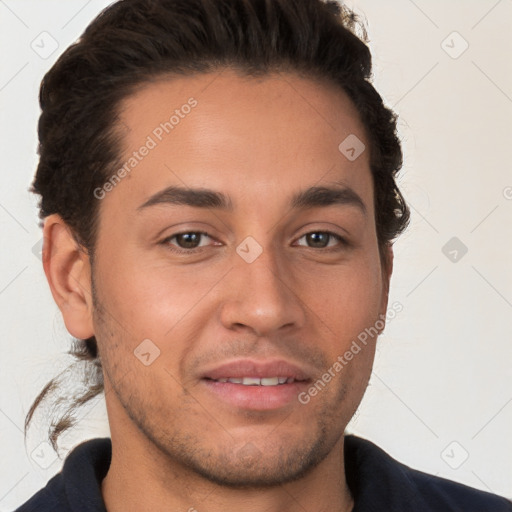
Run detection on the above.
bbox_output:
[204,376,303,386]
[201,364,311,410]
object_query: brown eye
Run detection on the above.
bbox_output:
[295,231,347,250]
[175,232,203,249]
[305,232,330,248]
[162,231,215,254]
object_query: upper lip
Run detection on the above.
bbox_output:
[201,359,311,381]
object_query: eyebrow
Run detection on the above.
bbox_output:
[137,184,367,215]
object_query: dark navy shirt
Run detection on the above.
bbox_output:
[14,435,512,511]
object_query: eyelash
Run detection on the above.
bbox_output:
[160,230,349,255]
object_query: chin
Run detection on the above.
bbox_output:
[162,428,337,489]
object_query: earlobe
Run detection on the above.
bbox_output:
[42,214,95,339]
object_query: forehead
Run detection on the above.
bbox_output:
[108,70,373,215]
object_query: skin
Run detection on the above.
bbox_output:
[43,69,393,512]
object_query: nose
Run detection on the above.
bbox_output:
[218,242,306,337]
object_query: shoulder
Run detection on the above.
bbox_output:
[13,472,67,512]
[13,437,111,512]
[344,434,512,511]
[402,460,512,511]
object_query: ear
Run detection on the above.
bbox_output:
[42,214,95,339]
[378,244,394,323]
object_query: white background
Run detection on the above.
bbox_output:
[1,0,511,509]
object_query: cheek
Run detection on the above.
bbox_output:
[95,250,223,343]
[300,255,383,333]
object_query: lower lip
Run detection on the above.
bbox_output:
[201,379,309,410]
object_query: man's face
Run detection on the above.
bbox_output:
[89,70,391,486]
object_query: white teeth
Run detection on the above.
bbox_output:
[218,377,294,386]
[242,377,261,386]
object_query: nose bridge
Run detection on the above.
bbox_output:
[239,239,284,294]
[219,236,305,335]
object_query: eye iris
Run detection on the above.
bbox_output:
[307,232,329,248]
[177,233,201,248]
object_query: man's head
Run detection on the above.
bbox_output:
[27,0,409,488]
